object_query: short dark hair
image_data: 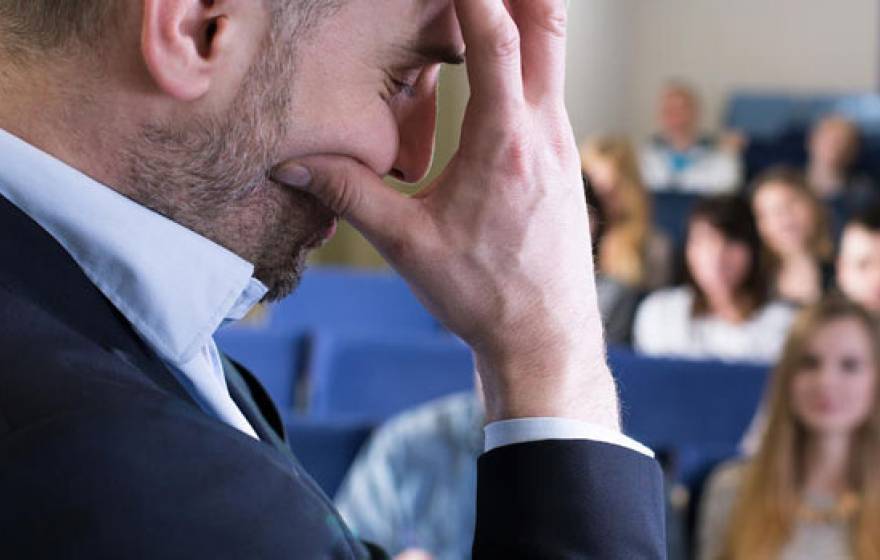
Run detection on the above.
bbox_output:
[847,204,880,234]
[0,1,342,58]
[0,0,122,54]
[685,195,770,316]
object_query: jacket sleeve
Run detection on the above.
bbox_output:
[473,439,666,559]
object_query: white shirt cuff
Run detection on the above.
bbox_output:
[484,417,655,458]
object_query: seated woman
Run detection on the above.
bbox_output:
[581,136,673,290]
[751,166,834,306]
[633,195,795,362]
[699,296,880,560]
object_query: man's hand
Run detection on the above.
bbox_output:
[273,0,619,429]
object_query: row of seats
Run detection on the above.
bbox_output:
[726,92,880,181]
[218,268,768,497]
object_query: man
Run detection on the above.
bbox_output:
[0,1,664,558]
[837,207,880,315]
[640,81,743,194]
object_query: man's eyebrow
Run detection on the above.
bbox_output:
[401,41,466,66]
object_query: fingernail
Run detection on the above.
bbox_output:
[272,165,312,188]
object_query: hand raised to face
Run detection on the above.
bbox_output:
[273,0,618,429]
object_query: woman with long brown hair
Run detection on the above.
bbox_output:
[581,136,672,289]
[751,166,834,306]
[698,296,880,560]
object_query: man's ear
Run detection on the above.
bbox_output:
[141,0,234,101]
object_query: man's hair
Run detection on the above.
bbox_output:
[0,0,122,55]
[0,1,342,58]
[848,205,880,234]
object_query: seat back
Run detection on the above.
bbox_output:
[608,347,769,450]
[308,330,475,422]
[285,416,374,498]
[266,267,441,334]
[215,329,303,411]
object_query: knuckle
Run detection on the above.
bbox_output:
[321,171,359,217]
[488,21,521,60]
[534,2,568,39]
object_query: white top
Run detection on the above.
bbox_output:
[699,462,853,560]
[640,141,742,194]
[633,287,795,363]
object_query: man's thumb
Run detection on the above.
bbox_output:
[271,156,409,238]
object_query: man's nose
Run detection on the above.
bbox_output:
[390,83,438,184]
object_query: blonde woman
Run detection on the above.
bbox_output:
[698,296,880,560]
[581,136,671,289]
[751,166,834,306]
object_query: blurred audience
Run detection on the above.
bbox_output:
[633,196,795,362]
[807,115,877,205]
[836,207,880,315]
[335,392,481,560]
[582,136,673,290]
[751,166,834,306]
[640,82,743,194]
[699,296,880,560]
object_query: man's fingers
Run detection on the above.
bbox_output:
[271,157,412,248]
[454,0,524,111]
[508,0,568,106]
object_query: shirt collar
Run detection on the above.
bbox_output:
[0,128,267,365]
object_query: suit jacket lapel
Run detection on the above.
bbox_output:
[0,194,200,409]
[221,355,296,460]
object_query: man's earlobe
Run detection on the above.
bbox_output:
[141,0,222,101]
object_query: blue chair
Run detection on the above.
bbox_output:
[307,329,475,422]
[215,329,303,412]
[608,347,769,450]
[265,267,441,334]
[652,192,701,250]
[285,416,374,498]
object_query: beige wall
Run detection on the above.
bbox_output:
[627,0,880,138]
[565,0,637,142]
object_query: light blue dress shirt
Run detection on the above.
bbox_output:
[0,128,266,438]
[0,128,651,457]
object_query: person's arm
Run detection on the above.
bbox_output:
[273,0,664,556]
[335,430,408,555]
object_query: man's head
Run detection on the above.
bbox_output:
[657,81,700,144]
[809,115,861,174]
[838,207,880,314]
[0,0,464,300]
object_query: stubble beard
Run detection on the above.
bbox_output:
[120,15,334,302]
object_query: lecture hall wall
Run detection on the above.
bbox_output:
[565,0,880,142]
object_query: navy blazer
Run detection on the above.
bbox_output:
[0,195,666,559]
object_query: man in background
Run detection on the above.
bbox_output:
[641,81,743,194]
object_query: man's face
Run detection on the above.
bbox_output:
[837,224,880,313]
[125,0,463,300]
[658,89,698,140]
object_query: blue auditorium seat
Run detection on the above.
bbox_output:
[307,330,475,422]
[652,192,701,249]
[285,416,374,498]
[265,267,441,334]
[608,347,769,450]
[215,329,303,412]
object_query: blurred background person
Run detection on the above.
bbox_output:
[582,136,673,290]
[751,166,834,306]
[335,391,481,560]
[640,82,744,194]
[807,115,877,206]
[836,207,880,316]
[698,296,880,560]
[634,196,795,362]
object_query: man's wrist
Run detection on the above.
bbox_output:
[475,351,620,431]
